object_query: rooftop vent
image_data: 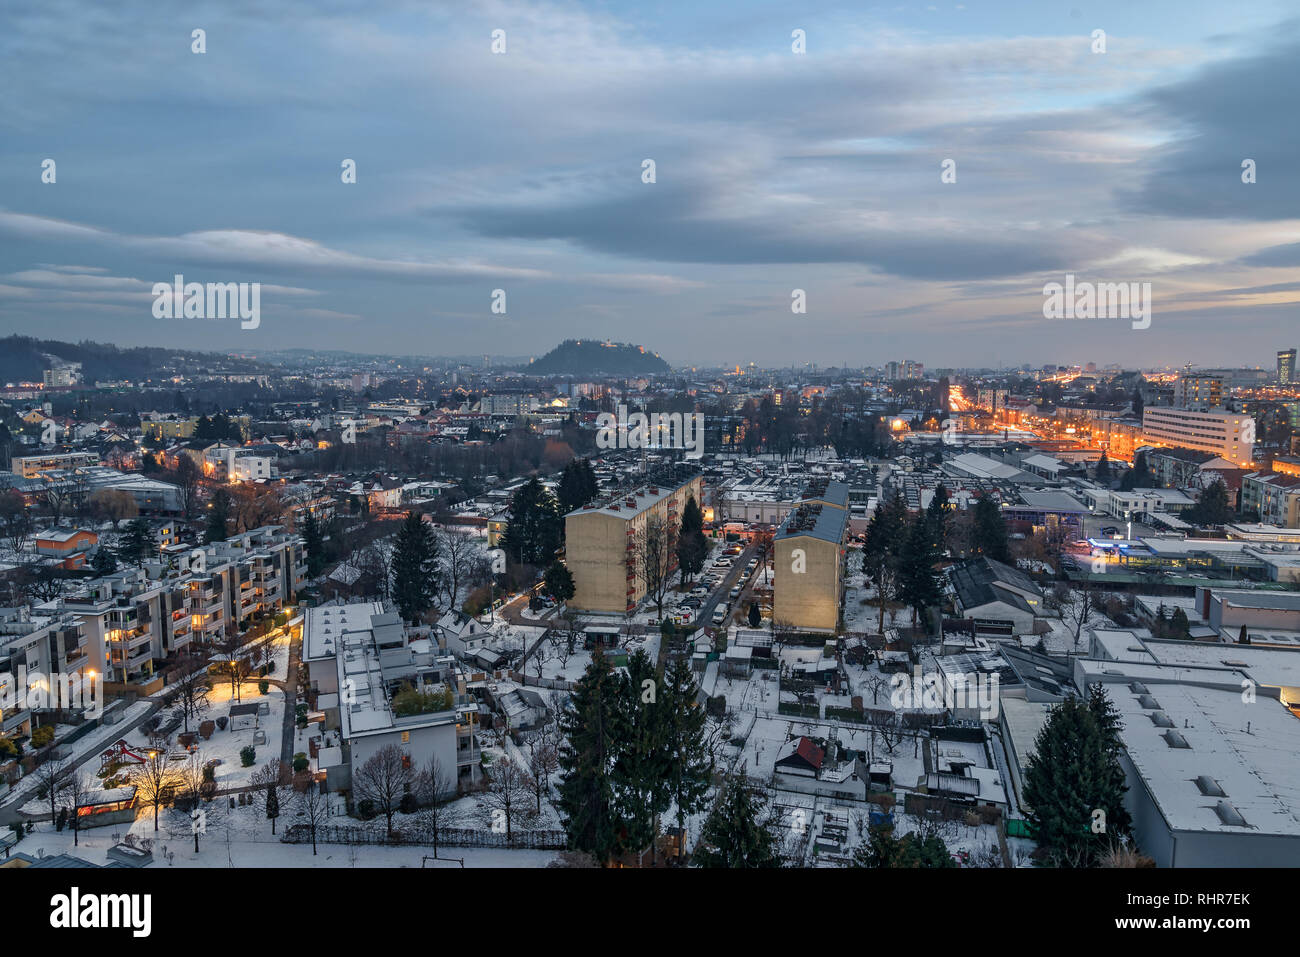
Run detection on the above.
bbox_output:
[1137,694,1161,710]
[1149,711,1174,728]
[1163,730,1191,749]
[1195,775,1226,797]
[1128,681,1149,695]
[1213,801,1247,827]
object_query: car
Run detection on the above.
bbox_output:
[711,607,728,625]
[729,586,741,599]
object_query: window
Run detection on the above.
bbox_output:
[400,731,409,743]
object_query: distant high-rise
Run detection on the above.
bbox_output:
[1278,348,1296,384]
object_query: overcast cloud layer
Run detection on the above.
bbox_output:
[1,0,1297,368]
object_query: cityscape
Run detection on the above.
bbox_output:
[0,0,1290,934]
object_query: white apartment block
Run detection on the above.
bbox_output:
[1142,408,1255,467]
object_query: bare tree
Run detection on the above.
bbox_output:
[61,770,94,847]
[438,529,482,609]
[863,672,890,706]
[414,756,460,857]
[524,735,559,815]
[296,782,330,855]
[171,655,211,734]
[33,750,69,828]
[250,758,293,835]
[130,748,173,832]
[213,631,250,704]
[634,514,675,621]
[481,755,530,841]
[172,752,215,853]
[530,642,551,682]
[1054,583,1096,651]
[354,743,413,834]
[172,456,201,520]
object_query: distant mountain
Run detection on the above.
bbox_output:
[0,336,268,385]
[524,339,671,376]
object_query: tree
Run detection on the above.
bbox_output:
[970,494,1011,563]
[61,770,94,847]
[1095,452,1112,484]
[1184,478,1232,527]
[662,657,712,858]
[89,488,137,528]
[614,649,672,858]
[1055,584,1096,650]
[924,483,951,555]
[214,631,250,704]
[635,514,675,621]
[414,757,460,856]
[852,822,954,868]
[676,496,708,584]
[525,736,560,815]
[171,654,210,734]
[437,528,481,609]
[747,601,761,628]
[695,774,777,868]
[863,491,907,633]
[482,756,531,841]
[90,546,117,577]
[296,783,330,856]
[172,455,201,520]
[0,489,33,553]
[1131,388,1144,419]
[131,747,172,832]
[557,458,599,514]
[300,510,326,578]
[897,513,944,631]
[173,752,217,853]
[354,743,414,835]
[499,478,562,566]
[1119,450,1154,492]
[1022,695,1129,867]
[250,759,292,835]
[117,517,153,567]
[391,511,440,624]
[543,561,575,603]
[557,650,629,865]
[206,486,232,542]
[33,751,68,830]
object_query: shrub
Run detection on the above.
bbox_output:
[357,799,376,821]
[202,763,216,783]
[399,792,419,814]
[215,716,228,731]
[258,679,269,695]
[240,746,256,767]
[293,753,308,773]
[30,726,54,749]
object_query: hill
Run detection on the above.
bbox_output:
[0,336,268,385]
[524,339,670,376]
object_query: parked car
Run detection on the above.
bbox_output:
[711,606,728,625]
[729,586,741,599]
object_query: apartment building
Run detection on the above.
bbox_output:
[772,480,849,633]
[1241,472,1300,529]
[1142,408,1255,466]
[9,451,100,478]
[1174,373,1226,410]
[0,607,90,737]
[565,473,705,614]
[53,525,303,686]
[301,602,481,795]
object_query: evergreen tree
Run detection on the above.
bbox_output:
[118,517,153,566]
[897,513,944,631]
[695,774,777,868]
[499,478,561,565]
[1095,452,1112,484]
[301,510,326,578]
[557,650,629,865]
[1086,684,1134,839]
[748,601,761,628]
[391,511,440,624]
[1184,478,1231,526]
[1131,388,1144,418]
[676,496,708,583]
[862,490,908,633]
[924,483,951,554]
[557,458,599,514]
[662,657,712,858]
[613,649,672,856]
[1119,451,1154,492]
[543,561,575,602]
[971,494,1011,563]
[1023,696,1129,867]
[852,823,955,868]
[206,486,232,543]
[90,546,117,577]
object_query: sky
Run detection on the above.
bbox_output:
[1,0,1298,370]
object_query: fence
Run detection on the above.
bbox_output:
[280,823,568,850]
